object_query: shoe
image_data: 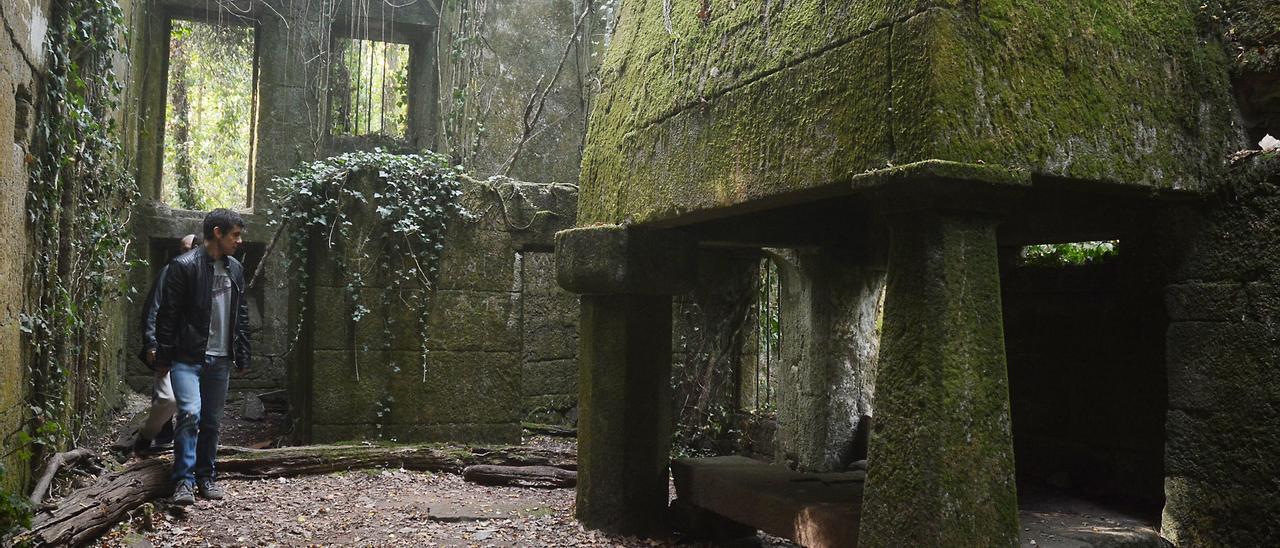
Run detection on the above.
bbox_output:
[172,481,196,506]
[132,436,152,455]
[197,478,225,500]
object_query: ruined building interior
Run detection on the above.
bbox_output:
[2,0,1278,546]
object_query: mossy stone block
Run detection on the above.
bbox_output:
[522,359,578,397]
[579,1,1241,226]
[860,212,1018,546]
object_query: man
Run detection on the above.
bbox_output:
[134,234,198,455]
[155,209,251,505]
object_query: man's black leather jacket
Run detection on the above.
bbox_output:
[155,247,251,370]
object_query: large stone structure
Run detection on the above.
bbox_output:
[117,0,594,423]
[294,176,577,443]
[559,0,1275,545]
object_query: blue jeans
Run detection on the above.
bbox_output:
[170,355,231,485]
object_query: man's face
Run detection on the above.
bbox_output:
[180,235,195,253]
[213,225,243,257]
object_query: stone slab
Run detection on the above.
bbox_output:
[671,456,863,548]
[578,1,1240,226]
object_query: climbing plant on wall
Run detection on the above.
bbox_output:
[15,0,136,464]
[267,151,469,416]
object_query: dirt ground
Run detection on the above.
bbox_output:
[80,399,795,547]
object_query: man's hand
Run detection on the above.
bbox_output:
[146,348,157,366]
[154,365,170,378]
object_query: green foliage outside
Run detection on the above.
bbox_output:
[162,20,253,210]
[330,38,410,138]
[1021,241,1119,267]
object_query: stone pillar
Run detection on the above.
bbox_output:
[774,250,885,472]
[556,226,697,537]
[859,211,1019,546]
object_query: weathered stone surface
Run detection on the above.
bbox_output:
[1214,0,1280,137]
[1165,282,1245,321]
[576,294,674,536]
[555,226,697,295]
[437,1,596,183]
[0,4,40,491]
[860,211,1018,546]
[579,1,1242,226]
[520,251,561,294]
[1160,153,1280,546]
[774,250,884,473]
[436,222,519,292]
[522,359,577,397]
[522,294,579,361]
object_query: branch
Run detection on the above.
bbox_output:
[28,448,95,506]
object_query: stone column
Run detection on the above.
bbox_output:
[556,226,698,537]
[859,210,1019,546]
[774,250,885,472]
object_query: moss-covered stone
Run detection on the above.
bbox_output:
[1160,153,1280,545]
[579,0,1243,226]
[860,211,1018,546]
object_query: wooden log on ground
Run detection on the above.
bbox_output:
[521,421,577,437]
[29,448,97,506]
[16,444,575,547]
[463,464,578,488]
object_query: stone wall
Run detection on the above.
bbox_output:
[520,250,580,425]
[0,0,47,492]
[2,0,137,492]
[773,249,884,472]
[437,0,611,184]
[296,176,578,444]
[1161,154,1280,545]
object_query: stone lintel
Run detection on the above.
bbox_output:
[853,160,1030,217]
[555,225,697,295]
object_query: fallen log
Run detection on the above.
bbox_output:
[16,444,575,547]
[29,448,97,506]
[521,422,577,437]
[463,464,577,488]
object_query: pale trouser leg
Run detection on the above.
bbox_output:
[138,372,177,441]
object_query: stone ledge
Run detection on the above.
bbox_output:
[555,226,697,295]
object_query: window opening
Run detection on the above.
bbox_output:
[751,257,782,411]
[329,37,410,138]
[1020,240,1118,267]
[162,19,254,210]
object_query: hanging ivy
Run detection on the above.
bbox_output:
[13,0,135,465]
[266,150,470,405]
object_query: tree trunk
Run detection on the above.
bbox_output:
[463,465,577,488]
[169,27,197,209]
[17,444,575,546]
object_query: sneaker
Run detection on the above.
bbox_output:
[132,436,153,455]
[172,481,196,506]
[197,478,225,500]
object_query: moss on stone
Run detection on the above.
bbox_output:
[580,1,1244,226]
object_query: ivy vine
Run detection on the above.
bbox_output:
[267,150,470,428]
[11,0,135,467]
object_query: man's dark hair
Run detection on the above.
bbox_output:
[203,209,245,240]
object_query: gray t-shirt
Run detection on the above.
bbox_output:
[206,260,232,357]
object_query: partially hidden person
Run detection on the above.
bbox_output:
[134,233,198,455]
